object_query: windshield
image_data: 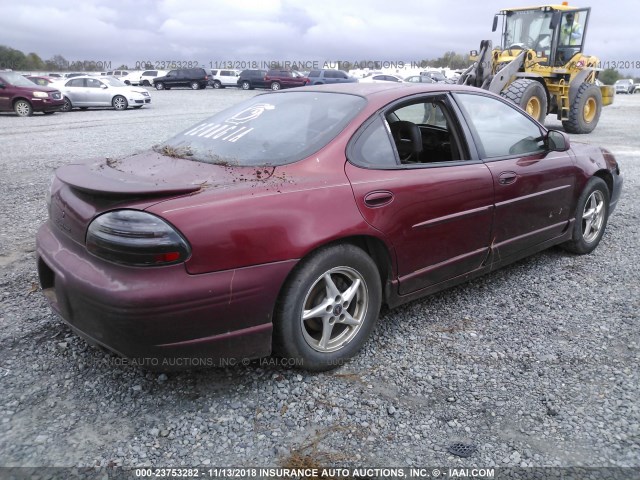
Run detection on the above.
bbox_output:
[503,10,554,50]
[156,92,367,166]
[0,71,43,87]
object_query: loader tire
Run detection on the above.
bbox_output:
[562,83,602,134]
[501,79,548,124]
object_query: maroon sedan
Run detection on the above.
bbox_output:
[36,83,623,371]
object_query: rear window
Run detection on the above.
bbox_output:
[156,92,366,166]
[309,70,321,77]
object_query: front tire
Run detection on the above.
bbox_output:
[271,81,281,91]
[14,100,33,117]
[562,83,602,134]
[563,177,610,254]
[501,79,548,123]
[273,244,382,371]
[241,81,251,90]
[112,95,128,110]
[155,82,164,90]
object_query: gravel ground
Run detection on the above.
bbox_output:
[0,88,638,470]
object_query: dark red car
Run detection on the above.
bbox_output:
[0,70,64,116]
[264,69,309,90]
[36,83,623,371]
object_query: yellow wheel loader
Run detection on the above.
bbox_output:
[458,4,614,133]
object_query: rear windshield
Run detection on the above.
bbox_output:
[156,92,366,166]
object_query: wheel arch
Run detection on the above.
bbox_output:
[273,234,395,316]
[593,169,613,198]
[12,97,32,107]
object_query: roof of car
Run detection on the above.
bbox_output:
[280,82,475,97]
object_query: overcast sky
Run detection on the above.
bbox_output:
[1,0,637,73]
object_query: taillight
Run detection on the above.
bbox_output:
[86,210,190,267]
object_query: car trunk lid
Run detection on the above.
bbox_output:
[48,151,247,246]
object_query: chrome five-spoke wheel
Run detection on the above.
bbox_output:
[581,189,605,244]
[301,267,368,353]
[273,244,381,371]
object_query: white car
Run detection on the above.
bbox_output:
[53,76,151,111]
[122,70,168,87]
[359,74,404,83]
[208,69,240,88]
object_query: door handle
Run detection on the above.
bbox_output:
[364,191,394,208]
[498,171,517,185]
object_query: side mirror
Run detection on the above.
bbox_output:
[492,15,499,32]
[547,130,570,151]
[550,11,561,29]
[101,84,108,89]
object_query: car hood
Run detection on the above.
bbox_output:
[112,86,148,94]
[17,84,60,93]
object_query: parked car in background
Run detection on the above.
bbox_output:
[106,70,129,78]
[359,74,404,83]
[614,79,635,94]
[208,69,240,88]
[26,76,57,87]
[53,76,151,111]
[0,70,64,116]
[153,68,209,90]
[120,71,142,85]
[263,70,309,90]
[122,70,168,87]
[405,75,435,84]
[237,69,268,90]
[420,70,448,82]
[307,69,357,85]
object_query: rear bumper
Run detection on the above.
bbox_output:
[36,221,296,369]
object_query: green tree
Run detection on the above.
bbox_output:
[0,45,27,70]
[599,68,620,85]
[45,54,69,71]
[24,52,45,70]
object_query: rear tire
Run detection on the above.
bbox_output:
[501,78,548,123]
[190,81,200,90]
[213,80,222,89]
[271,81,281,91]
[61,97,72,112]
[273,244,381,371]
[563,177,609,254]
[562,83,602,134]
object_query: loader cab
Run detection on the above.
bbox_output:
[496,6,589,67]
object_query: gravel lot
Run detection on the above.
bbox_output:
[0,87,638,471]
